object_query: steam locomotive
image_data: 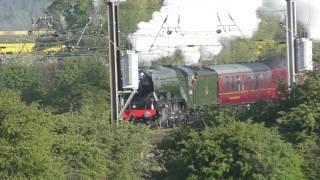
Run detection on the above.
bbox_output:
[122,60,287,125]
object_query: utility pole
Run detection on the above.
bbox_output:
[286,0,297,89]
[107,0,125,122]
[107,0,139,124]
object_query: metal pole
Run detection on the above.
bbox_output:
[107,1,120,121]
[286,0,297,89]
[115,6,123,91]
[75,18,91,48]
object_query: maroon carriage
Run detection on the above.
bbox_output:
[208,63,285,105]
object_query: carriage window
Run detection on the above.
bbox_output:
[232,76,241,91]
[223,76,230,92]
[256,73,266,89]
[222,76,229,92]
[260,74,264,88]
[228,76,232,91]
[248,75,255,90]
[255,75,259,89]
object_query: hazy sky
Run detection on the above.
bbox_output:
[0,0,50,30]
[130,0,320,64]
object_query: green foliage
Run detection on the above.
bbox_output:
[47,0,94,29]
[151,49,184,66]
[0,58,157,179]
[0,64,43,103]
[214,14,286,64]
[0,58,109,114]
[296,139,320,180]
[105,123,153,179]
[42,58,109,113]
[214,38,257,64]
[52,114,107,179]
[188,106,238,130]
[239,100,289,127]
[50,108,154,179]
[158,121,304,180]
[0,89,64,179]
[56,113,154,179]
[238,69,320,179]
[313,42,320,62]
[46,0,162,46]
[0,88,154,179]
[277,103,320,144]
[254,13,286,40]
[290,69,320,105]
[119,0,163,37]
[258,70,320,144]
[1,0,164,179]
[240,70,320,130]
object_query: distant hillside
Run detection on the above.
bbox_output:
[0,0,50,30]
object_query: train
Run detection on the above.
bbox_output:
[122,60,288,126]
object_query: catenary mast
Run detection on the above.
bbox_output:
[107,0,125,122]
[286,0,297,89]
[107,0,138,123]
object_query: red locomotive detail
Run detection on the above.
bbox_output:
[122,102,157,122]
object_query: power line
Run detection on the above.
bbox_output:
[149,15,168,52]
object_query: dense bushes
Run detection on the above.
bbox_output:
[155,108,305,180]
[0,59,154,179]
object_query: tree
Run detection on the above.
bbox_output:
[47,0,94,30]
[214,14,286,64]
[0,64,43,104]
[158,122,305,180]
[277,103,320,144]
[313,42,320,62]
[119,0,162,36]
[42,58,109,113]
[0,89,64,179]
[296,139,320,180]
[151,49,184,66]
[51,114,107,179]
[104,123,154,179]
[239,69,320,179]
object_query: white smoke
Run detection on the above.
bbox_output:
[295,0,320,39]
[129,0,320,64]
[260,0,320,39]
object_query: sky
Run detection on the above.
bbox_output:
[0,0,50,30]
[129,0,320,64]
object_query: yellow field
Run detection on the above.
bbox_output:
[0,43,64,54]
[42,45,65,53]
[0,31,47,36]
[0,31,64,54]
[0,43,34,53]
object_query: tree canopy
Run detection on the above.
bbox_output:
[156,121,305,180]
[0,59,155,179]
[0,89,64,179]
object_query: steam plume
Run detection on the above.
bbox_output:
[130,0,320,64]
